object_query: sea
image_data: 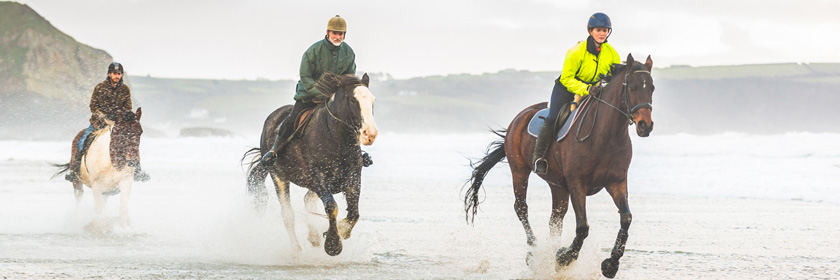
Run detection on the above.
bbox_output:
[1,132,839,279]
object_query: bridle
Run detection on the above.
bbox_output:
[575,68,652,142]
[589,69,652,125]
[325,83,365,131]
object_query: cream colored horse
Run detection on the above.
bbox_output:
[58,108,144,227]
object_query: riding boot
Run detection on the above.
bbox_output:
[532,121,554,175]
[133,163,150,182]
[532,103,572,175]
[361,150,373,167]
[261,118,292,166]
[65,149,82,182]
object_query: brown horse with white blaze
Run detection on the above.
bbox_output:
[464,54,655,278]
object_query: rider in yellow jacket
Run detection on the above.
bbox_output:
[532,12,620,175]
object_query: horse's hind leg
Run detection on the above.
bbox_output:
[270,173,301,254]
[511,171,536,247]
[73,181,83,203]
[601,180,632,278]
[303,190,322,247]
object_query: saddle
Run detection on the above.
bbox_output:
[527,95,593,142]
[290,106,318,139]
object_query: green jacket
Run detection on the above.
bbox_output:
[294,38,356,103]
[557,38,620,96]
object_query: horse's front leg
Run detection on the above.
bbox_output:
[338,178,360,239]
[270,173,301,254]
[118,179,133,227]
[312,178,342,256]
[601,179,632,279]
[556,185,588,268]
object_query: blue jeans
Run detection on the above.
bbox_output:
[78,125,94,151]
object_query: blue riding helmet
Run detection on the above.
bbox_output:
[587,12,611,30]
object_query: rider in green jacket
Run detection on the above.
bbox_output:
[532,12,621,175]
[262,15,371,167]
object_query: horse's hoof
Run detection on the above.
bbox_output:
[601,258,619,278]
[555,247,579,268]
[308,230,321,247]
[324,230,343,256]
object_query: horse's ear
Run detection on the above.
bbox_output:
[644,55,653,71]
[361,73,369,87]
[626,53,635,68]
[136,107,142,120]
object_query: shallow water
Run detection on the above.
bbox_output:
[1,133,839,279]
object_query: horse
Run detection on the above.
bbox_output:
[53,108,144,227]
[242,73,377,256]
[464,54,654,278]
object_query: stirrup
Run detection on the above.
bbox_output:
[534,158,548,175]
[261,151,277,166]
[65,171,78,182]
[361,151,373,167]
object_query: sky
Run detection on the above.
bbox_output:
[13,0,840,80]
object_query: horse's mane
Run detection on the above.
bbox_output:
[315,73,363,98]
[603,62,647,83]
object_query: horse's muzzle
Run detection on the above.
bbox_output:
[633,108,653,137]
[360,125,378,146]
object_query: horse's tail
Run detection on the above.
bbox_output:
[50,162,70,179]
[464,129,507,224]
[241,147,269,214]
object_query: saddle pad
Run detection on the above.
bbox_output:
[527,96,592,142]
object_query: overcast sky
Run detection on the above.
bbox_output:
[14,0,840,80]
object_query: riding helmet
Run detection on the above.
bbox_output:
[587,12,611,30]
[108,62,124,74]
[327,15,346,32]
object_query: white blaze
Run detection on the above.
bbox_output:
[354,86,378,145]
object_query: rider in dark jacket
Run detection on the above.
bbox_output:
[261,15,372,167]
[65,63,150,182]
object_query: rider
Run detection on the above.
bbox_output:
[532,12,621,175]
[65,62,150,182]
[261,15,372,167]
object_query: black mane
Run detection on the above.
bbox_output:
[315,73,363,98]
[604,62,646,83]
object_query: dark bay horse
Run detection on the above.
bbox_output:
[243,73,377,256]
[464,54,654,278]
[53,108,144,227]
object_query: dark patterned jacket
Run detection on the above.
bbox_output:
[89,78,132,128]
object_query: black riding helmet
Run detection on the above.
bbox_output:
[108,62,124,74]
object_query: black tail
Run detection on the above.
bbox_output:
[50,162,70,179]
[241,147,269,214]
[464,129,507,224]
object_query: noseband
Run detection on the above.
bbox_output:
[591,69,652,125]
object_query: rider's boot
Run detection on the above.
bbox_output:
[361,150,373,167]
[532,103,572,175]
[261,119,292,166]
[133,163,150,182]
[65,149,82,182]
